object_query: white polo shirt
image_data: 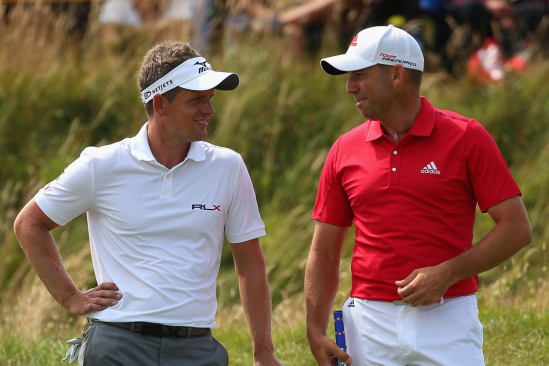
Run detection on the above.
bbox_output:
[35,123,265,328]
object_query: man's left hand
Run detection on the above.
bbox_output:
[395,264,454,307]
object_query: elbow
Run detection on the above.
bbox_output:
[521,222,533,248]
[514,218,532,249]
[13,209,37,246]
[13,211,25,241]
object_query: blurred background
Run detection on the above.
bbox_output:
[0,0,548,364]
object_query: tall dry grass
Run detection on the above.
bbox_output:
[0,5,548,364]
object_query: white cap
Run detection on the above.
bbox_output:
[140,57,239,103]
[321,25,424,75]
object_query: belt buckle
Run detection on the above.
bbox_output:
[141,322,163,337]
[170,326,188,337]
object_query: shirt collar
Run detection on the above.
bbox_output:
[130,122,206,163]
[365,96,436,142]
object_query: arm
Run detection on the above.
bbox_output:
[396,195,532,306]
[230,238,282,366]
[13,199,122,314]
[305,221,352,366]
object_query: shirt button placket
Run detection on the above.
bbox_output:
[390,149,400,186]
[161,171,173,198]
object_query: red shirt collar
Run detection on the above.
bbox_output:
[365,96,436,142]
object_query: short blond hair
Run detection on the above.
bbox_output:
[137,41,201,116]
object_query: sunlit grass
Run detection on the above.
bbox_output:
[1,293,547,365]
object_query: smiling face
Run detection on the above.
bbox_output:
[162,88,215,145]
[345,65,395,121]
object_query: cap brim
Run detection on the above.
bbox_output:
[180,71,240,91]
[320,54,377,75]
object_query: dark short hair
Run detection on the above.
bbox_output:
[137,41,201,116]
[378,64,422,88]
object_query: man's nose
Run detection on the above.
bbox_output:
[346,78,358,94]
[203,100,215,116]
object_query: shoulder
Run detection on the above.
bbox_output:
[199,141,243,164]
[434,109,497,157]
[435,109,476,134]
[436,109,491,138]
[323,123,368,166]
[78,138,132,167]
[340,122,368,141]
[332,122,369,152]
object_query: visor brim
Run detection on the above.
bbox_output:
[179,71,240,91]
[320,54,377,75]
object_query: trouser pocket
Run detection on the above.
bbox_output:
[78,324,97,366]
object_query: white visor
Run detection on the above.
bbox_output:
[140,57,239,103]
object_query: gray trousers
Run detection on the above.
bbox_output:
[78,323,229,366]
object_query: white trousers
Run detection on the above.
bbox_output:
[342,295,484,366]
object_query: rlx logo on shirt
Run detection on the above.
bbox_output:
[192,204,221,211]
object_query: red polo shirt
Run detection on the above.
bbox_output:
[312,97,521,301]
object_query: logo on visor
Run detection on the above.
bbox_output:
[350,34,358,46]
[194,61,212,74]
[145,80,174,100]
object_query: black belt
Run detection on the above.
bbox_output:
[90,319,211,338]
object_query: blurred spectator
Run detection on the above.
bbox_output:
[1,0,14,24]
[99,0,198,44]
[278,0,422,56]
[1,0,90,40]
[193,0,278,54]
[98,0,277,53]
[420,0,548,78]
[51,1,91,39]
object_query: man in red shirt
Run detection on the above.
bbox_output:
[305,25,532,366]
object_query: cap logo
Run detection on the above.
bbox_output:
[350,34,358,46]
[379,53,417,67]
[194,60,212,74]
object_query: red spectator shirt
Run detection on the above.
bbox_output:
[312,97,521,301]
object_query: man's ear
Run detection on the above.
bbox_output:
[392,65,405,87]
[152,94,168,117]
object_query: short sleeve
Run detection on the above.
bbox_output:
[34,148,95,226]
[464,120,521,212]
[225,156,266,243]
[312,138,354,227]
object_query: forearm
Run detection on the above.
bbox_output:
[397,197,532,306]
[443,215,531,285]
[305,249,340,337]
[236,260,276,357]
[306,222,347,337]
[14,215,79,309]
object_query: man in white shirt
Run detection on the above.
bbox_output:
[14,40,282,366]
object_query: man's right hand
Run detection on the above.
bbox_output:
[308,332,352,366]
[65,282,122,315]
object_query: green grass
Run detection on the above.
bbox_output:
[1,300,547,365]
[481,306,549,365]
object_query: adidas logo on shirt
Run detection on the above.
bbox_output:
[421,161,441,174]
